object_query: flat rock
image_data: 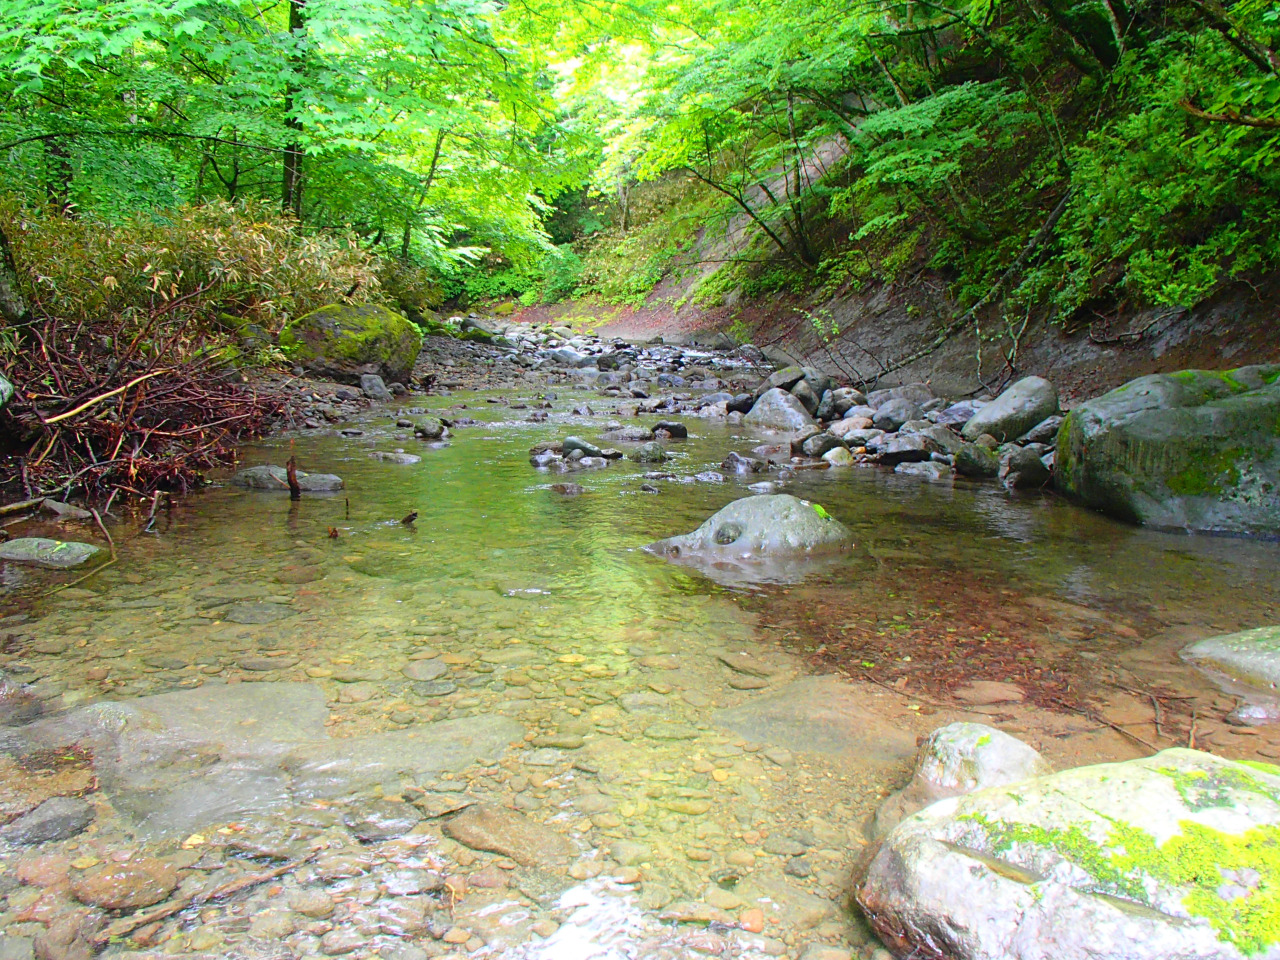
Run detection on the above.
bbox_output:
[444,803,576,867]
[715,677,914,772]
[223,602,294,624]
[1183,626,1280,691]
[0,538,101,569]
[402,660,448,682]
[0,796,94,845]
[231,464,344,492]
[71,858,177,909]
[953,680,1025,704]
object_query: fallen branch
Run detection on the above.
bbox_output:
[41,370,169,425]
[91,854,316,946]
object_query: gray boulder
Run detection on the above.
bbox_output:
[894,461,953,481]
[868,383,934,409]
[0,796,94,844]
[231,465,344,492]
[744,388,818,434]
[0,371,12,412]
[646,495,853,578]
[414,419,449,441]
[873,397,922,432]
[562,436,606,458]
[628,442,668,463]
[872,434,939,465]
[859,748,1280,960]
[935,399,986,428]
[871,723,1049,839]
[801,433,847,459]
[999,445,1053,489]
[791,379,821,415]
[1018,414,1065,445]
[962,376,1059,443]
[1055,365,1280,535]
[0,538,102,568]
[359,373,392,402]
[753,365,806,399]
[1182,625,1280,691]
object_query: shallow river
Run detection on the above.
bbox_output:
[2,387,1280,960]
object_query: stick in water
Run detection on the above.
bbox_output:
[285,456,301,501]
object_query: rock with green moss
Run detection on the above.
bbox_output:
[278,304,422,385]
[0,538,101,568]
[1183,625,1280,692]
[859,748,1280,960]
[1055,365,1280,535]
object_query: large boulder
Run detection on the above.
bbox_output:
[279,304,423,384]
[0,538,101,568]
[645,494,853,582]
[1182,625,1280,690]
[962,376,1059,443]
[870,723,1049,838]
[744,388,818,434]
[1055,365,1280,535]
[859,748,1280,960]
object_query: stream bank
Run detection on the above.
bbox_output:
[0,325,1279,960]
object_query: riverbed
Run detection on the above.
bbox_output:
[2,381,1280,960]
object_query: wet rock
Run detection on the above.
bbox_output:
[71,858,177,910]
[444,803,576,867]
[360,373,393,402]
[644,722,700,740]
[562,436,606,458]
[231,464,344,492]
[550,483,585,496]
[249,909,297,940]
[895,461,953,481]
[715,678,914,772]
[859,749,1280,960]
[753,365,807,398]
[1055,365,1280,535]
[224,602,293,624]
[962,376,1059,443]
[727,393,754,414]
[744,388,818,434]
[343,800,423,841]
[654,420,688,438]
[800,432,846,459]
[871,723,1050,838]
[873,398,922,432]
[0,539,101,569]
[628,441,668,463]
[413,419,448,440]
[647,494,852,565]
[601,425,655,443]
[40,499,92,521]
[999,445,1053,489]
[955,443,999,478]
[1018,414,1065,445]
[1183,625,1280,690]
[823,447,856,466]
[402,660,447,682]
[0,936,33,960]
[721,452,766,474]
[371,451,422,464]
[872,435,939,466]
[0,797,94,845]
[716,650,783,678]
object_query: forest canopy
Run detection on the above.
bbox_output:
[3,0,1280,318]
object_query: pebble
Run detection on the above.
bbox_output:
[288,888,336,919]
[321,928,364,955]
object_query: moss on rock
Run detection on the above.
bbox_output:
[279,303,422,384]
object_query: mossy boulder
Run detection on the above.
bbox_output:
[859,748,1280,960]
[1055,365,1280,535]
[279,304,422,385]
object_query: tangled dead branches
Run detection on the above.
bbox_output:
[1,315,282,504]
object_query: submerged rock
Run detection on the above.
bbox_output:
[962,376,1059,443]
[859,748,1280,960]
[444,804,576,868]
[0,538,101,569]
[870,723,1049,838]
[1055,365,1280,535]
[0,796,95,845]
[231,464,344,492]
[1183,625,1280,691]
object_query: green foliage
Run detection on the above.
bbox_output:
[0,199,380,332]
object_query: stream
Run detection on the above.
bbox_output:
[2,381,1280,960]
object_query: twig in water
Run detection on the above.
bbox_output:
[1188,709,1198,750]
[89,508,115,560]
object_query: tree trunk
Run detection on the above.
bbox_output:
[281,0,307,218]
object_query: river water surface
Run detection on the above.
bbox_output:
[3,387,1280,960]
